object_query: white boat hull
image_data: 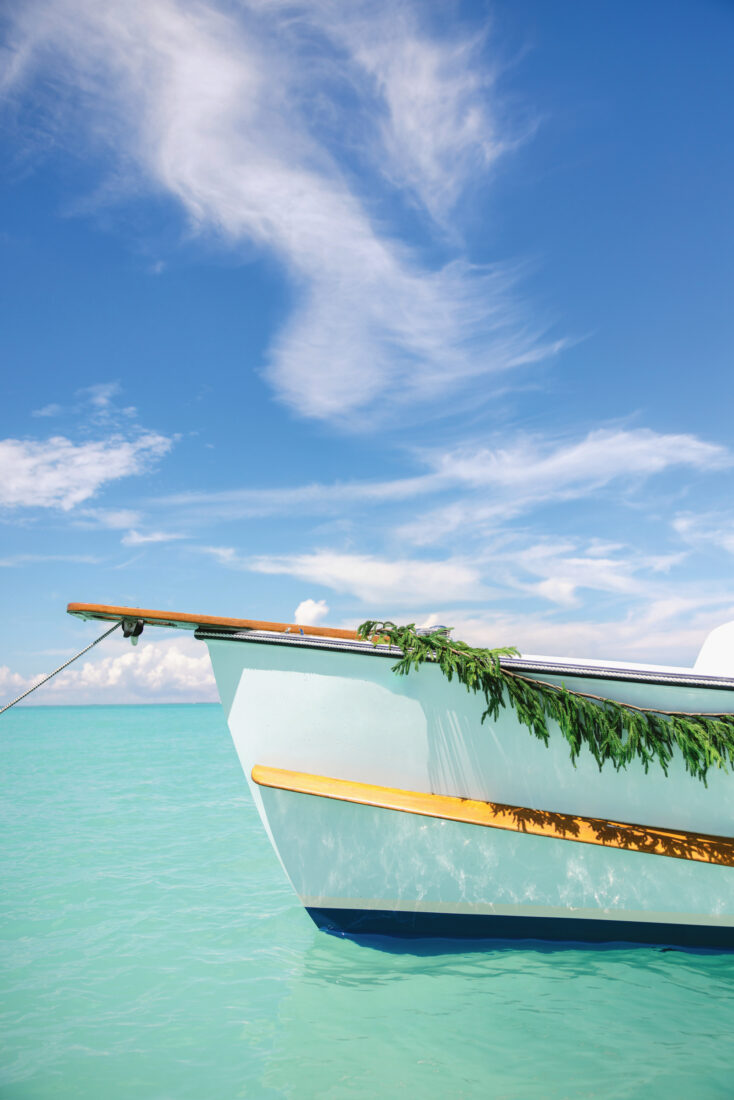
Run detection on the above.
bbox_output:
[260,784,734,946]
[203,632,734,947]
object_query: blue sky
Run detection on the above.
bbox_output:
[1,0,734,703]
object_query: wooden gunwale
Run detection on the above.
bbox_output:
[66,602,361,640]
[252,764,734,867]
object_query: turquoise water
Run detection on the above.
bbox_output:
[2,705,733,1099]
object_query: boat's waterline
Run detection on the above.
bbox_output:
[66,603,734,947]
[305,909,734,948]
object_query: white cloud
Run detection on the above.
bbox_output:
[154,426,729,532]
[194,532,695,615]
[168,422,733,630]
[155,471,442,521]
[0,432,172,511]
[198,543,485,606]
[1,635,217,706]
[534,577,579,607]
[399,428,731,543]
[0,553,99,567]
[294,598,330,626]
[121,529,186,545]
[250,550,486,606]
[5,0,554,426]
[0,665,39,699]
[257,0,506,220]
[508,539,686,607]
[673,512,734,555]
[27,382,136,427]
[198,545,238,566]
[329,7,504,219]
[433,427,729,487]
[414,597,734,668]
[81,507,143,529]
[78,381,121,408]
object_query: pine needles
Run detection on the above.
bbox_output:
[357,620,734,784]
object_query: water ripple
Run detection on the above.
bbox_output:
[2,705,733,1098]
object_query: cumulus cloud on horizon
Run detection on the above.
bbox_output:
[0,635,217,706]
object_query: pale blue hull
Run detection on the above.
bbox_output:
[203,630,734,946]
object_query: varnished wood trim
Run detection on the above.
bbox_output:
[66,602,360,641]
[251,764,734,867]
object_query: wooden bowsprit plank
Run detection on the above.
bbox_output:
[66,602,360,640]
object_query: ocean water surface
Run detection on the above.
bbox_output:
[2,704,733,1099]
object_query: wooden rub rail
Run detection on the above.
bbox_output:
[251,765,734,867]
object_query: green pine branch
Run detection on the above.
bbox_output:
[357,620,734,785]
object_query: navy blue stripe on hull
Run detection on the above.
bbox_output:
[306,907,734,950]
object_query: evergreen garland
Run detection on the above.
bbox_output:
[357,620,734,784]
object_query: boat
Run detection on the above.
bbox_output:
[67,602,734,948]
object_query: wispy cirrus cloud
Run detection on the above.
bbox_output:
[251,550,489,605]
[177,418,734,654]
[75,507,185,546]
[121,530,187,546]
[199,536,686,614]
[4,0,555,426]
[153,426,730,530]
[355,20,503,219]
[0,553,100,567]
[673,512,734,555]
[266,0,509,220]
[196,535,681,612]
[195,538,734,665]
[79,508,144,530]
[30,382,136,426]
[154,471,442,520]
[501,538,685,607]
[417,596,734,667]
[397,428,732,544]
[199,545,488,606]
